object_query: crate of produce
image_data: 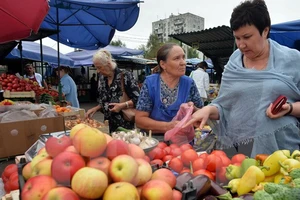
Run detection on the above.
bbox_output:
[3,91,35,99]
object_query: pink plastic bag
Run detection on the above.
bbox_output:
[164,103,195,145]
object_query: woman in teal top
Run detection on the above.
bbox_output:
[135,43,202,142]
[59,66,79,108]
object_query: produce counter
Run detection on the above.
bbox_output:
[1,123,300,199]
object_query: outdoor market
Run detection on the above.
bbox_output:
[1,0,300,200]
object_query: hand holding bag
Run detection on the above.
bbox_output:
[120,72,136,122]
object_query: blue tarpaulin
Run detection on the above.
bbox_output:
[270,20,300,51]
[65,45,144,66]
[41,0,141,50]
[6,41,74,66]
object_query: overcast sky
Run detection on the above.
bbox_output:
[43,0,300,53]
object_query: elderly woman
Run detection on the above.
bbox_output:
[135,43,203,143]
[85,50,140,133]
[185,0,300,157]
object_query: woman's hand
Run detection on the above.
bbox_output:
[266,102,290,119]
[108,102,126,113]
[183,106,212,129]
[86,106,100,118]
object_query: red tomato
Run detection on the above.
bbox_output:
[231,154,246,164]
[216,166,228,184]
[198,153,208,162]
[193,169,215,180]
[8,175,19,191]
[181,149,198,167]
[162,155,173,162]
[192,158,207,171]
[169,144,179,149]
[180,144,193,152]
[157,142,168,149]
[168,157,184,173]
[164,146,172,155]
[211,150,227,157]
[180,167,191,174]
[2,164,17,180]
[170,147,182,157]
[4,182,11,194]
[148,147,165,160]
[206,154,222,172]
[150,159,164,167]
[219,155,231,167]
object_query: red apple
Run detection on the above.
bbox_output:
[87,156,111,175]
[71,167,108,199]
[103,182,139,200]
[109,155,138,183]
[41,187,80,200]
[141,179,173,200]
[172,189,183,200]
[64,145,78,154]
[105,139,129,160]
[45,136,72,158]
[73,126,107,158]
[22,162,32,181]
[21,175,57,200]
[132,158,153,186]
[31,158,53,177]
[51,151,86,185]
[151,168,177,188]
[128,143,145,159]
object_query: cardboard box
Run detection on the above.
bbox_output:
[0,116,65,158]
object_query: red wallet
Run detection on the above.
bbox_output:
[271,95,287,114]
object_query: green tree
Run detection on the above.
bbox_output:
[187,47,199,58]
[144,34,163,59]
[110,39,126,47]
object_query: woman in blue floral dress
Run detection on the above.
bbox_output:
[135,43,203,142]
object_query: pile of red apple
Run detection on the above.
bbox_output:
[0,73,58,98]
[1,164,19,194]
[146,143,234,184]
[19,123,182,200]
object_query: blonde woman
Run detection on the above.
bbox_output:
[86,50,140,133]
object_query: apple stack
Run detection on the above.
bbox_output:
[19,123,181,200]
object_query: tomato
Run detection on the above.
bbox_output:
[211,150,227,157]
[168,157,183,173]
[163,146,172,155]
[193,169,215,180]
[148,147,165,160]
[198,153,208,162]
[206,154,222,172]
[180,167,191,174]
[181,149,198,167]
[169,144,179,149]
[170,147,182,157]
[150,159,163,167]
[215,166,228,184]
[219,155,231,167]
[157,142,167,149]
[192,158,207,171]
[180,144,193,152]
[231,153,246,164]
[2,164,17,179]
[8,175,19,191]
[162,155,173,162]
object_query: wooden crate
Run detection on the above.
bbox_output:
[3,91,35,98]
